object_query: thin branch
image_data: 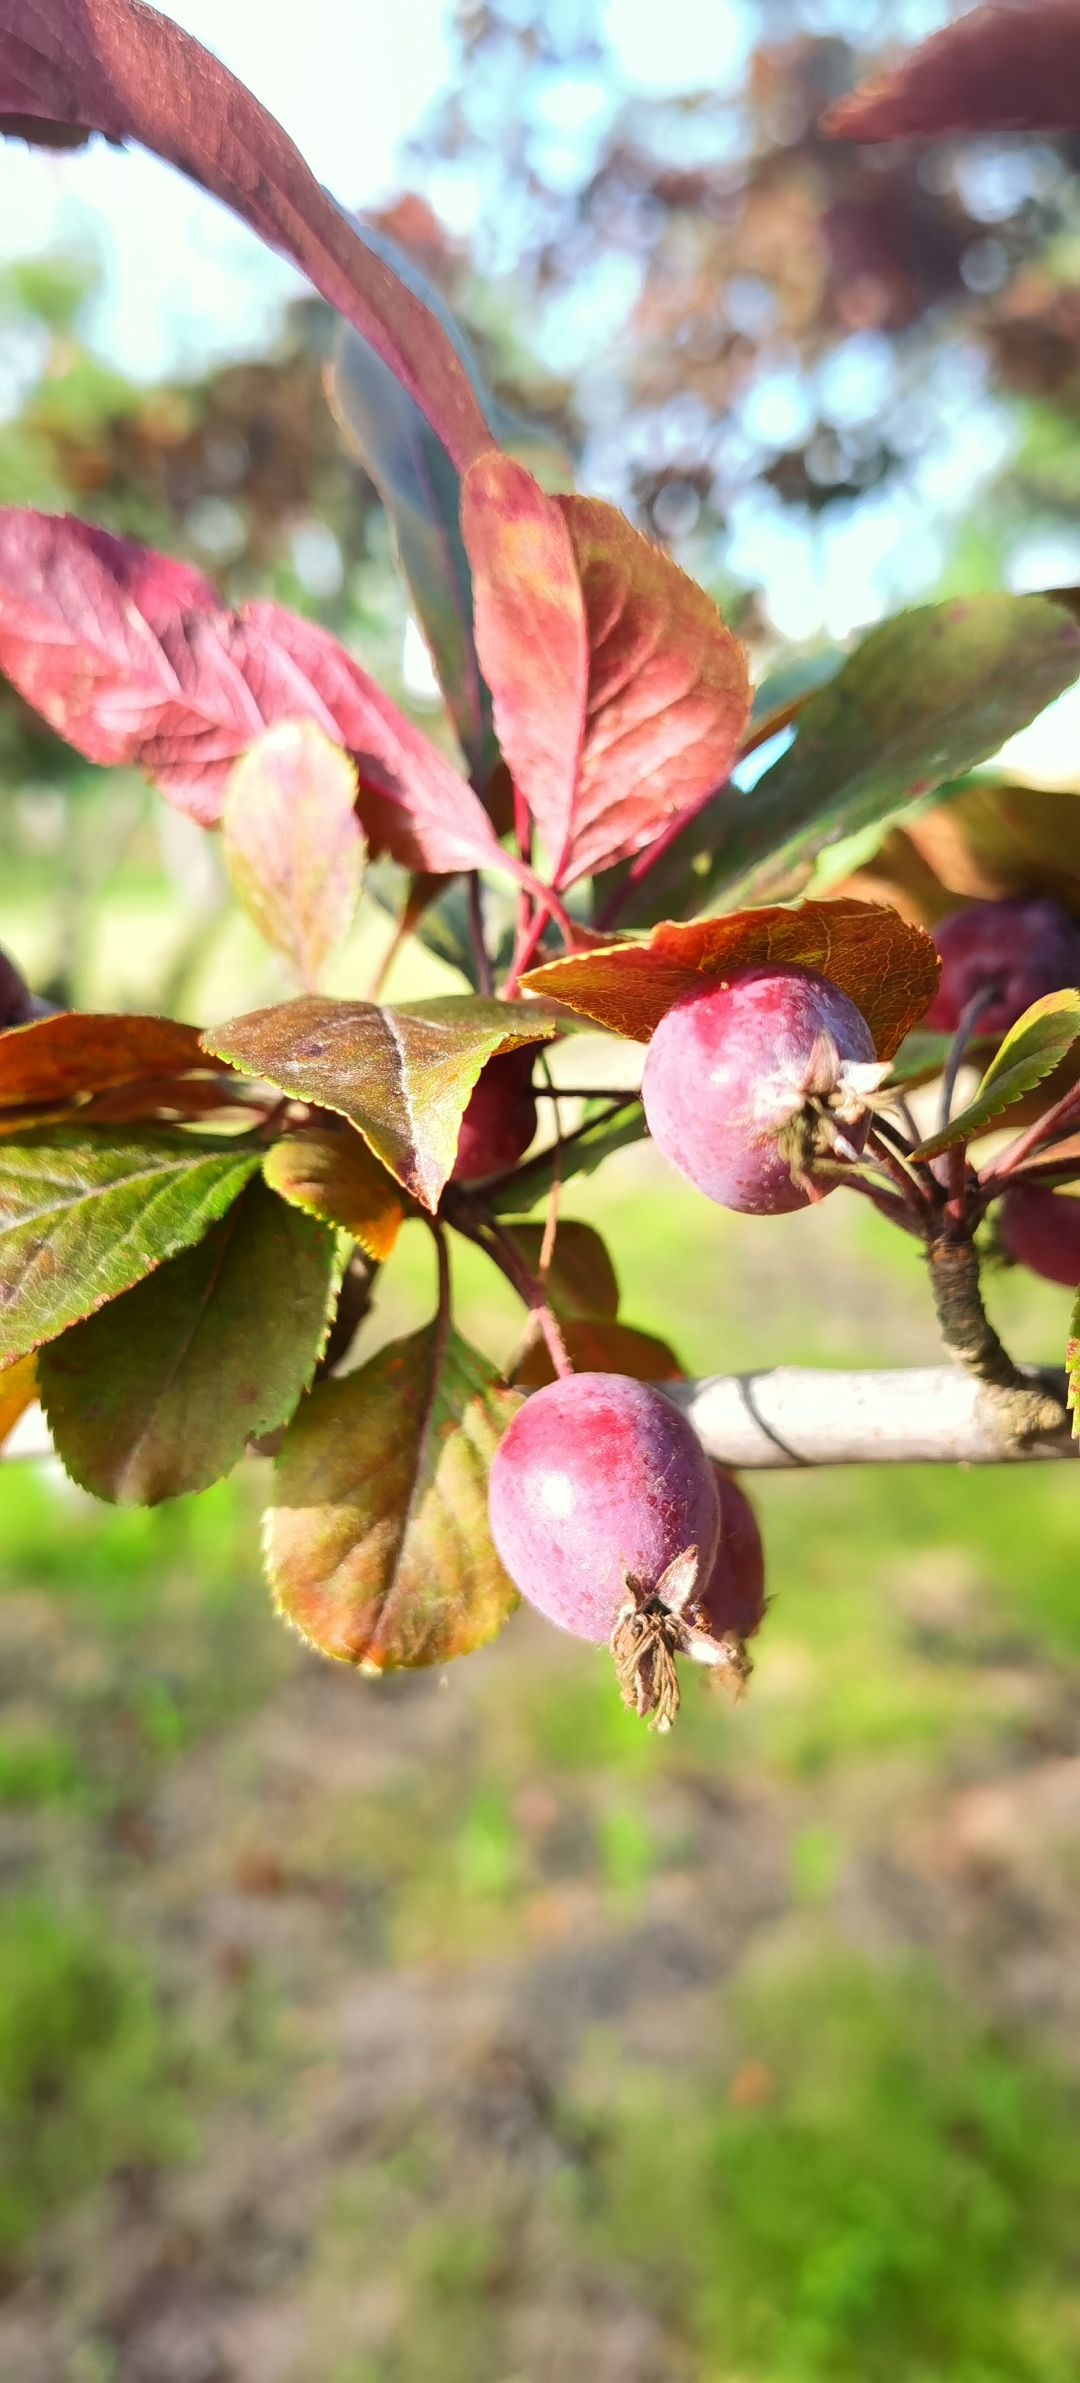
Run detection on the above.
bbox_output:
[667,1365,1076,1468]
[938,984,1000,1134]
[440,1183,574,1380]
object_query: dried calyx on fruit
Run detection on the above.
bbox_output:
[925,897,1080,1041]
[641,965,885,1215]
[452,1046,538,1182]
[487,1372,750,1730]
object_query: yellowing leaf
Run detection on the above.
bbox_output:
[223,721,365,989]
[203,993,557,1212]
[0,1351,37,1449]
[523,899,939,1061]
[263,1128,404,1260]
[1068,1287,1080,1440]
[266,1324,520,1670]
[914,989,1080,1158]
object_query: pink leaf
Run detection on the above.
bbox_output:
[461,456,751,889]
[0,0,493,471]
[222,721,365,990]
[0,510,511,876]
[824,2,1080,142]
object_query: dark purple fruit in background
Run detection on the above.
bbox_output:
[641,965,881,1215]
[452,1046,537,1182]
[487,1372,720,1644]
[0,946,38,1029]
[998,1182,1080,1287]
[701,1469,766,1644]
[924,897,1080,1040]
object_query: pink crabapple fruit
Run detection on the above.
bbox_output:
[452,1045,538,1182]
[488,1374,753,1731]
[701,1469,766,1646]
[924,896,1080,1041]
[641,965,884,1215]
[998,1182,1080,1288]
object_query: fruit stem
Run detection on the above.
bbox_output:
[439,1186,574,1379]
[467,872,494,997]
[938,984,1001,1134]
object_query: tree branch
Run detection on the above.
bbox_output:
[667,1365,1076,1467]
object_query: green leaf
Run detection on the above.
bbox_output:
[484,1099,647,1217]
[263,1128,405,1261]
[914,991,1080,1159]
[665,595,1080,914]
[503,1218,620,1320]
[203,994,557,1212]
[38,1177,338,1503]
[222,721,365,989]
[0,1129,260,1365]
[265,1322,520,1670]
[1068,1288,1080,1440]
[884,1028,997,1093]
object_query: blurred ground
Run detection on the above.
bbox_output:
[1,1157,1080,2383]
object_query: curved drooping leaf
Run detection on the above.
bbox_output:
[0,0,492,470]
[502,1219,620,1321]
[914,990,1080,1159]
[329,219,498,790]
[204,994,557,1212]
[0,1128,259,1364]
[0,1011,226,1110]
[266,1323,520,1671]
[0,1351,37,1448]
[222,722,365,989]
[825,2,1080,142]
[523,899,939,1060]
[461,454,751,888]
[0,514,511,877]
[661,596,1080,915]
[513,1315,682,1390]
[263,1128,404,1261]
[38,1177,337,1503]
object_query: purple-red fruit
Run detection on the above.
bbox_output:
[998,1182,1080,1287]
[700,1469,766,1644]
[452,1046,537,1182]
[641,965,881,1215]
[0,946,37,1030]
[487,1373,720,1644]
[924,897,1080,1040]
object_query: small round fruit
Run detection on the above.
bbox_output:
[452,1046,537,1182]
[487,1372,720,1643]
[924,896,1080,1039]
[700,1469,766,1644]
[641,965,880,1215]
[998,1182,1080,1287]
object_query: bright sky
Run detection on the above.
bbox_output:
[0,0,756,381]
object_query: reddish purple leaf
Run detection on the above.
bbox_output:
[222,722,365,989]
[0,510,513,876]
[824,2,1080,141]
[461,455,751,889]
[0,0,493,470]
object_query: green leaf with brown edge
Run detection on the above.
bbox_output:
[512,1315,683,1389]
[664,596,1080,916]
[263,1128,405,1261]
[914,990,1080,1159]
[38,1177,338,1504]
[265,1322,520,1671]
[0,1012,229,1110]
[0,1129,260,1365]
[203,994,558,1213]
[523,899,938,1061]
[503,1219,620,1320]
[222,721,365,990]
[1068,1287,1080,1440]
[483,1098,647,1218]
